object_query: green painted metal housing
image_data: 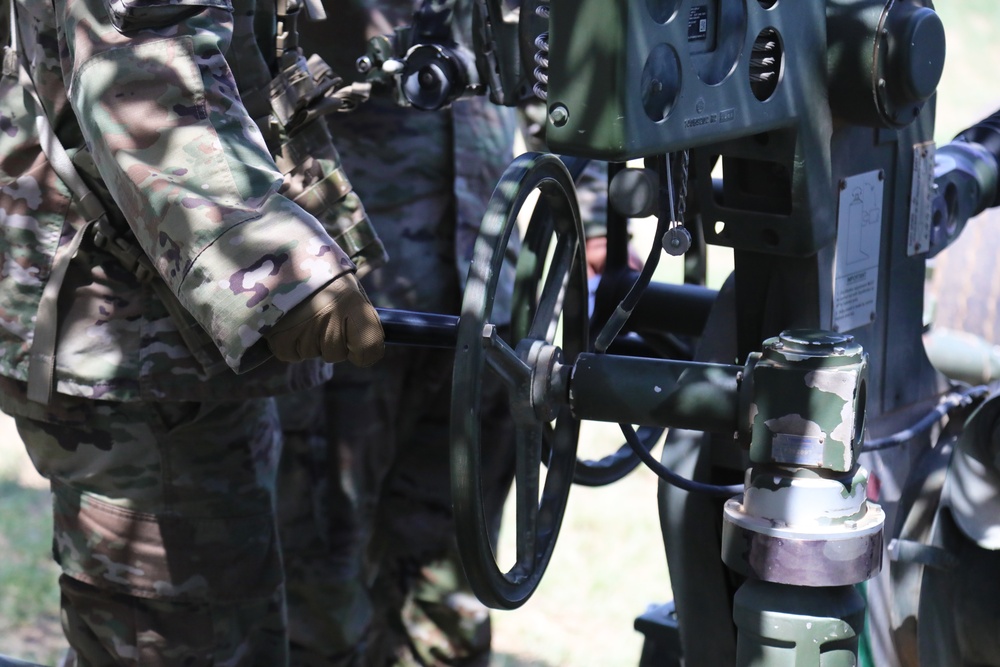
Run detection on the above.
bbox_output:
[747,331,867,472]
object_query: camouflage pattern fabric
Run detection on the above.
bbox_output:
[276,388,373,667]
[0,0,379,663]
[276,3,519,664]
[397,550,492,667]
[0,376,288,665]
[318,341,514,667]
[0,0,353,401]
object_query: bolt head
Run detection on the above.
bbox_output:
[549,104,570,127]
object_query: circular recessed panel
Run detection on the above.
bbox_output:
[646,0,681,24]
[691,0,747,86]
[641,43,682,122]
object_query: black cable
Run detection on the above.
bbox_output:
[620,423,744,497]
[618,157,672,315]
[626,384,989,492]
[862,385,990,452]
[593,155,672,353]
[588,153,738,493]
[624,384,989,490]
[572,426,664,487]
[622,384,989,493]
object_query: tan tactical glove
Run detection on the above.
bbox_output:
[265,273,384,367]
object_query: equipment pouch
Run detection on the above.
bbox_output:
[105,0,233,33]
[267,52,386,277]
[277,119,388,278]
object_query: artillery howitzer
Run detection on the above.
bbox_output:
[362,0,1000,664]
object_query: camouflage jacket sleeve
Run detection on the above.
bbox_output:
[59,0,355,371]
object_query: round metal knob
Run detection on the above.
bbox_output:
[878,3,946,127]
[662,226,692,256]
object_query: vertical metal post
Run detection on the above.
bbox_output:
[721,331,884,666]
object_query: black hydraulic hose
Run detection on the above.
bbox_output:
[954,108,1000,208]
[862,385,990,452]
[572,426,664,487]
[621,423,744,497]
[623,385,988,493]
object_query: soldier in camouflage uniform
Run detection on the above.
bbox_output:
[0,0,385,664]
[274,1,519,665]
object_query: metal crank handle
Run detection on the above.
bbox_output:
[377,302,745,434]
[376,307,459,348]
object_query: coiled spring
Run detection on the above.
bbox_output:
[533,1,550,100]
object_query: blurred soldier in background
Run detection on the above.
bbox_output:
[0,0,384,664]
[279,0,515,665]
[517,100,616,313]
[275,1,520,665]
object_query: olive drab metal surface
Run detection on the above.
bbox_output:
[746,332,867,472]
[346,0,1000,665]
[544,0,822,159]
[447,1,950,664]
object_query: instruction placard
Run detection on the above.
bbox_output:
[834,170,884,332]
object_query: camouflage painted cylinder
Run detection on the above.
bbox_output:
[722,330,884,588]
[721,463,884,587]
[744,330,868,472]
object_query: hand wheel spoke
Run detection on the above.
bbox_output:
[514,422,543,572]
[528,236,576,342]
[482,324,531,389]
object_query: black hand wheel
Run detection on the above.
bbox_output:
[451,152,588,609]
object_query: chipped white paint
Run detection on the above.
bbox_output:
[830,400,856,446]
[804,368,857,401]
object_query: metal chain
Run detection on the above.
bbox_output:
[662,151,692,256]
[676,150,689,222]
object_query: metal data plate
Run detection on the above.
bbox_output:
[834,169,885,333]
[907,141,936,256]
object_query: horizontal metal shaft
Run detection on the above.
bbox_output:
[596,270,719,338]
[376,309,743,435]
[569,353,742,434]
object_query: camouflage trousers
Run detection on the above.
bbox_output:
[275,387,371,667]
[277,344,515,667]
[0,380,288,666]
